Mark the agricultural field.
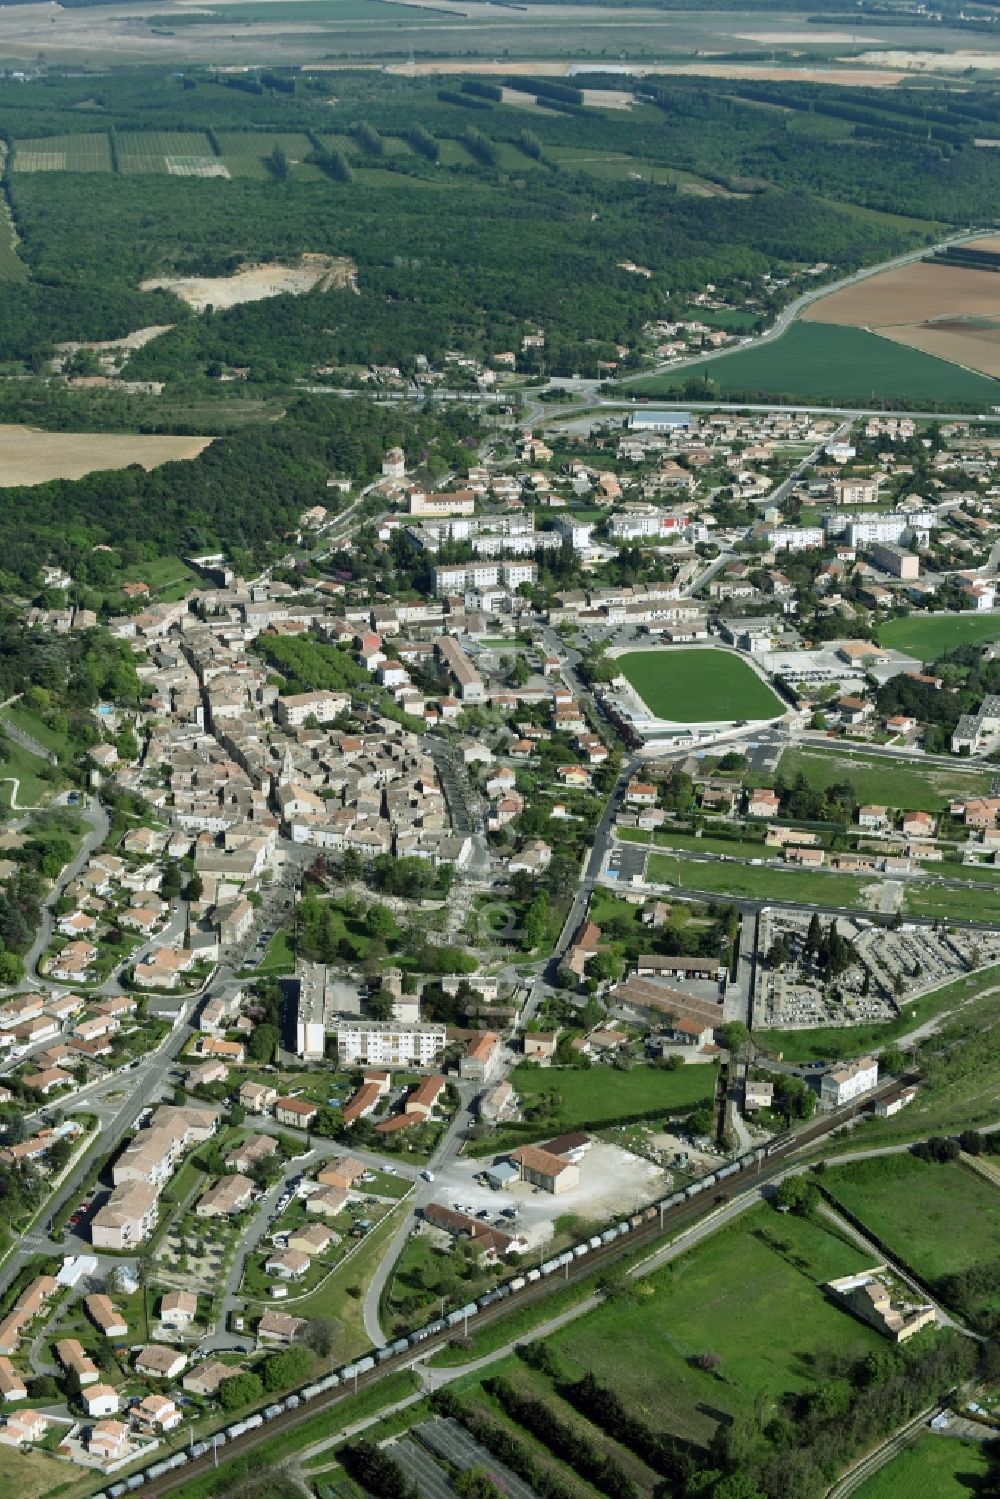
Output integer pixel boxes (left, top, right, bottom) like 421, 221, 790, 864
822, 1154, 1000, 1321
878, 611, 1000, 660
0, 425, 213, 487
616, 648, 784, 722
774, 747, 991, 811
117, 130, 220, 175
646, 850, 869, 909
801, 240, 1000, 378
854, 1433, 997, 1499
13, 132, 112, 172
631, 323, 1000, 406
216, 131, 325, 179
544, 1204, 884, 1449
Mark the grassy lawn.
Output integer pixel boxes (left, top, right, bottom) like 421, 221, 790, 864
618, 825, 770, 860
822, 1155, 1000, 1320
903, 879, 1000, 922
291, 1203, 410, 1356
544, 1204, 883, 1450
616, 648, 783, 723
0, 737, 60, 808
647, 850, 867, 909
629, 322, 1000, 405
775, 747, 990, 812
0, 1446, 72, 1499
878, 612, 1000, 662
254, 927, 295, 976
0, 705, 71, 758
467, 1062, 715, 1156
854, 1433, 996, 1498
757, 964, 1000, 1062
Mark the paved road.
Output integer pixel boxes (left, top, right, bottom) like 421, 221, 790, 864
20, 795, 110, 983
362, 1084, 480, 1349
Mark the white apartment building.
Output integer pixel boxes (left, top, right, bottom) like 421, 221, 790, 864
431, 561, 537, 597
553, 515, 595, 550
276, 690, 350, 728
608, 506, 689, 541
334, 1019, 448, 1068
766, 525, 824, 552
819, 1056, 878, 1108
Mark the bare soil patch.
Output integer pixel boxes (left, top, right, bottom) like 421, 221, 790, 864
876, 322, 1000, 379
802, 259, 1000, 327
385, 59, 907, 84
141, 252, 357, 312
0, 424, 213, 487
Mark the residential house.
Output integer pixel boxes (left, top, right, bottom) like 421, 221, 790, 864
159, 1290, 197, 1330
256, 1310, 307, 1347
0, 1410, 47, 1446
133, 1394, 182, 1433
83, 1385, 120, 1418
274, 1097, 318, 1129
135, 1345, 187, 1380
55, 1338, 99, 1385
88, 1419, 130, 1462
195, 1174, 254, 1218
84, 1295, 127, 1340
264, 1249, 310, 1280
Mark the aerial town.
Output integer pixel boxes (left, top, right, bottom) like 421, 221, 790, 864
0, 391, 998, 1499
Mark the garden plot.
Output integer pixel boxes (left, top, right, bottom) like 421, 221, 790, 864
14, 132, 112, 172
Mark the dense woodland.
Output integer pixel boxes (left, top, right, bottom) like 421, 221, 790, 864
3, 67, 994, 379
1, 65, 1000, 575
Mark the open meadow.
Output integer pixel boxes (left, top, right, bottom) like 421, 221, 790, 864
647, 850, 870, 909
878, 611, 1000, 660
616, 648, 784, 722
774, 747, 991, 811
822, 1154, 1000, 1322
0, 424, 213, 486
854, 1433, 996, 1499
544, 1205, 884, 1449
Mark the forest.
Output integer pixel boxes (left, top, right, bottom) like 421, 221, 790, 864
0, 397, 478, 589
2, 66, 992, 381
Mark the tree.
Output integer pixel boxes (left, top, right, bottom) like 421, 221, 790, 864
694, 1351, 722, 1373
220, 1371, 264, 1410
365, 903, 397, 941
719, 1021, 751, 1060
774, 1175, 819, 1216
264, 1346, 314, 1392
342, 848, 363, 881
184, 872, 204, 902
248, 1024, 279, 1064
302, 1317, 338, 1358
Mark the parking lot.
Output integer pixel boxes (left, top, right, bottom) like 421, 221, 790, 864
432, 1143, 668, 1249
605, 843, 648, 884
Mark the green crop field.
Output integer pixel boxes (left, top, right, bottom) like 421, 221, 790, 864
823, 1155, 1000, 1320
117, 131, 218, 175
629, 322, 1000, 406
854, 1433, 996, 1499
13, 133, 112, 172
616, 648, 784, 722
878, 612, 1000, 661
647, 850, 868, 908
216, 132, 324, 179
546, 1205, 883, 1449
774, 747, 991, 811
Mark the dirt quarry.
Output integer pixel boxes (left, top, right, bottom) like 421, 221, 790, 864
141, 253, 357, 313
0, 425, 213, 487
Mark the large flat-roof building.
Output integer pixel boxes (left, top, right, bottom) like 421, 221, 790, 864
628, 409, 691, 432
333, 1018, 447, 1069
295, 962, 328, 1061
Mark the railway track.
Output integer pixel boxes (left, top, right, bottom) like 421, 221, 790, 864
109, 1073, 915, 1499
